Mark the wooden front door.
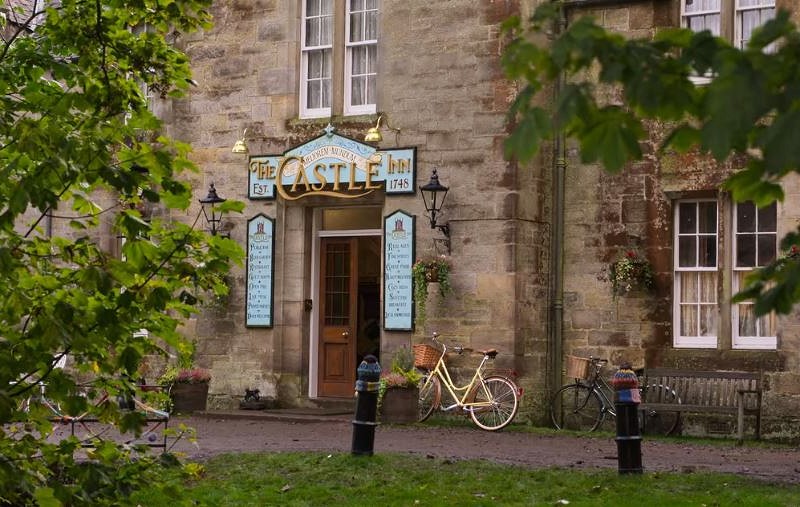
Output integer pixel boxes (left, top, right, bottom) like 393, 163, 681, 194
318, 237, 358, 397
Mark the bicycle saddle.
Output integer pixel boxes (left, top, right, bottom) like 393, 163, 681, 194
480, 349, 498, 359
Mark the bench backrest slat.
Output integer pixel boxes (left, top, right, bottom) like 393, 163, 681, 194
644, 368, 761, 409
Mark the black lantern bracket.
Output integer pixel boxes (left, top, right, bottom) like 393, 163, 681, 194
419, 168, 451, 254
199, 182, 227, 236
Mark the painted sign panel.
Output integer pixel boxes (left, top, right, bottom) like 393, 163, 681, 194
246, 214, 275, 327
248, 125, 415, 200
383, 210, 415, 331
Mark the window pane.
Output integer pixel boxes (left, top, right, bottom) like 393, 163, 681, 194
737, 235, 756, 267
351, 76, 365, 105
699, 271, 717, 303
737, 201, 755, 232
738, 303, 757, 337
321, 13, 332, 44
366, 10, 377, 39
698, 201, 717, 233
758, 203, 776, 231
679, 202, 696, 233
321, 76, 331, 107
679, 236, 696, 267
306, 18, 320, 46
352, 45, 366, 74
351, 0, 365, 10
321, 0, 332, 15
757, 234, 776, 265
350, 12, 364, 42
366, 74, 376, 104
680, 272, 698, 303
700, 305, 717, 336
684, 0, 721, 14
307, 0, 320, 16
681, 305, 698, 336
307, 80, 321, 109
308, 51, 321, 78
699, 235, 717, 267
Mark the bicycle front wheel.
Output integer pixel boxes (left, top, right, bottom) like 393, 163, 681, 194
640, 384, 681, 436
418, 373, 441, 422
550, 384, 604, 432
468, 376, 519, 431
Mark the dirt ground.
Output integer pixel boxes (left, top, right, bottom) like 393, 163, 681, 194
166, 413, 800, 485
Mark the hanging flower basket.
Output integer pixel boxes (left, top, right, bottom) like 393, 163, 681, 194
412, 255, 453, 325
609, 250, 654, 297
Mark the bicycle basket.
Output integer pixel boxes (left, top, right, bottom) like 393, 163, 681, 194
413, 344, 443, 370
565, 355, 592, 380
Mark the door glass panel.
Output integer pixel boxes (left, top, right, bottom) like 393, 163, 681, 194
324, 243, 350, 325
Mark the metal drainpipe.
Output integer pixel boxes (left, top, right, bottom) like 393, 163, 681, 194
549, 1, 568, 403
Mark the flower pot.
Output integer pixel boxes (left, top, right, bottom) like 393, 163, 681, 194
170, 382, 209, 413
425, 267, 439, 283
380, 387, 419, 423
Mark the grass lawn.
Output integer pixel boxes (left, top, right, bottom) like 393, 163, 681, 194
133, 451, 800, 506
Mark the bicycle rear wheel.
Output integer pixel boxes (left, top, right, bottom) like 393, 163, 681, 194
468, 376, 519, 431
417, 373, 441, 422
639, 384, 681, 436
550, 384, 604, 432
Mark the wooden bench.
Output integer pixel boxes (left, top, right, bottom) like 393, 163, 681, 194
640, 368, 762, 441
55, 384, 170, 451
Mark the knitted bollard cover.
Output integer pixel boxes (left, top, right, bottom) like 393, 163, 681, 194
611, 366, 640, 403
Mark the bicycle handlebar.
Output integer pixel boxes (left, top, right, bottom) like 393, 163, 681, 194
431, 332, 478, 356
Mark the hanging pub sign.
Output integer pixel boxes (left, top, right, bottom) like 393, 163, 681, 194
246, 214, 275, 327
248, 124, 415, 200
383, 210, 415, 331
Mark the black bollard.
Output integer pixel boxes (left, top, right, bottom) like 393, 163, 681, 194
611, 364, 643, 474
351, 355, 381, 456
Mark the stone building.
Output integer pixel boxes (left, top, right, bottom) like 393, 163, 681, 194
155, 0, 800, 435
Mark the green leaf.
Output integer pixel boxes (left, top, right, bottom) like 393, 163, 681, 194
504, 107, 552, 163
577, 108, 643, 172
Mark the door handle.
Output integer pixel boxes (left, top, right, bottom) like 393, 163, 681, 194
342, 331, 349, 337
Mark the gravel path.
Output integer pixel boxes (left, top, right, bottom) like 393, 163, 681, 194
168, 414, 800, 485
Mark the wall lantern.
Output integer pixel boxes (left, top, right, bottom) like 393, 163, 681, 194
363, 114, 401, 144
231, 128, 250, 154
199, 183, 226, 236
419, 168, 451, 253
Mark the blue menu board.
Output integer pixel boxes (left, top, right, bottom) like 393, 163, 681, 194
246, 214, 275, 327
383, 210, 415, 331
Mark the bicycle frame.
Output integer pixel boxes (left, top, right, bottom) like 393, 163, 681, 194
426, 341, 494, 413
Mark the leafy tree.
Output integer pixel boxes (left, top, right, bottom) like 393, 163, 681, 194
0, 1, 243, 504
502, 3, 800, 316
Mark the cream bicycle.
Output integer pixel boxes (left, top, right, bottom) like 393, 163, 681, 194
415, 332, 521, 431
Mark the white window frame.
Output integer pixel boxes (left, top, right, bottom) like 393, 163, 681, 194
673, 199, 719, 349
680, 0, 776, 49
734, 0, 776, 50
731, 201, 778, 349
300, 0, 333, 119
344, 0, 378, 116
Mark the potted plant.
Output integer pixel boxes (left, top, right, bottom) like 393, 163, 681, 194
378, 347, 422, 423
412, 255, 453, 325
608, 250, 655, 298
161, 366, 211, 413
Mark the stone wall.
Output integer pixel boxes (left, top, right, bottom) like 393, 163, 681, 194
155, 0, 551, 417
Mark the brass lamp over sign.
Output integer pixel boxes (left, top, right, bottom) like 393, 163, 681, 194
232, 128, 249, 154
363, 114, 401, 144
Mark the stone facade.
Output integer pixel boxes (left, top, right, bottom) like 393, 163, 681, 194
156, 0, 550, 420
152, 0, 800, 435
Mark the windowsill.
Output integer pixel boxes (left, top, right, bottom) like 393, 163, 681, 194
285, 114, 381, 141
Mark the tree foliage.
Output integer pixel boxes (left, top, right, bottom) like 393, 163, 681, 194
0, 1, 244, 504
502, 4, 800, 316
